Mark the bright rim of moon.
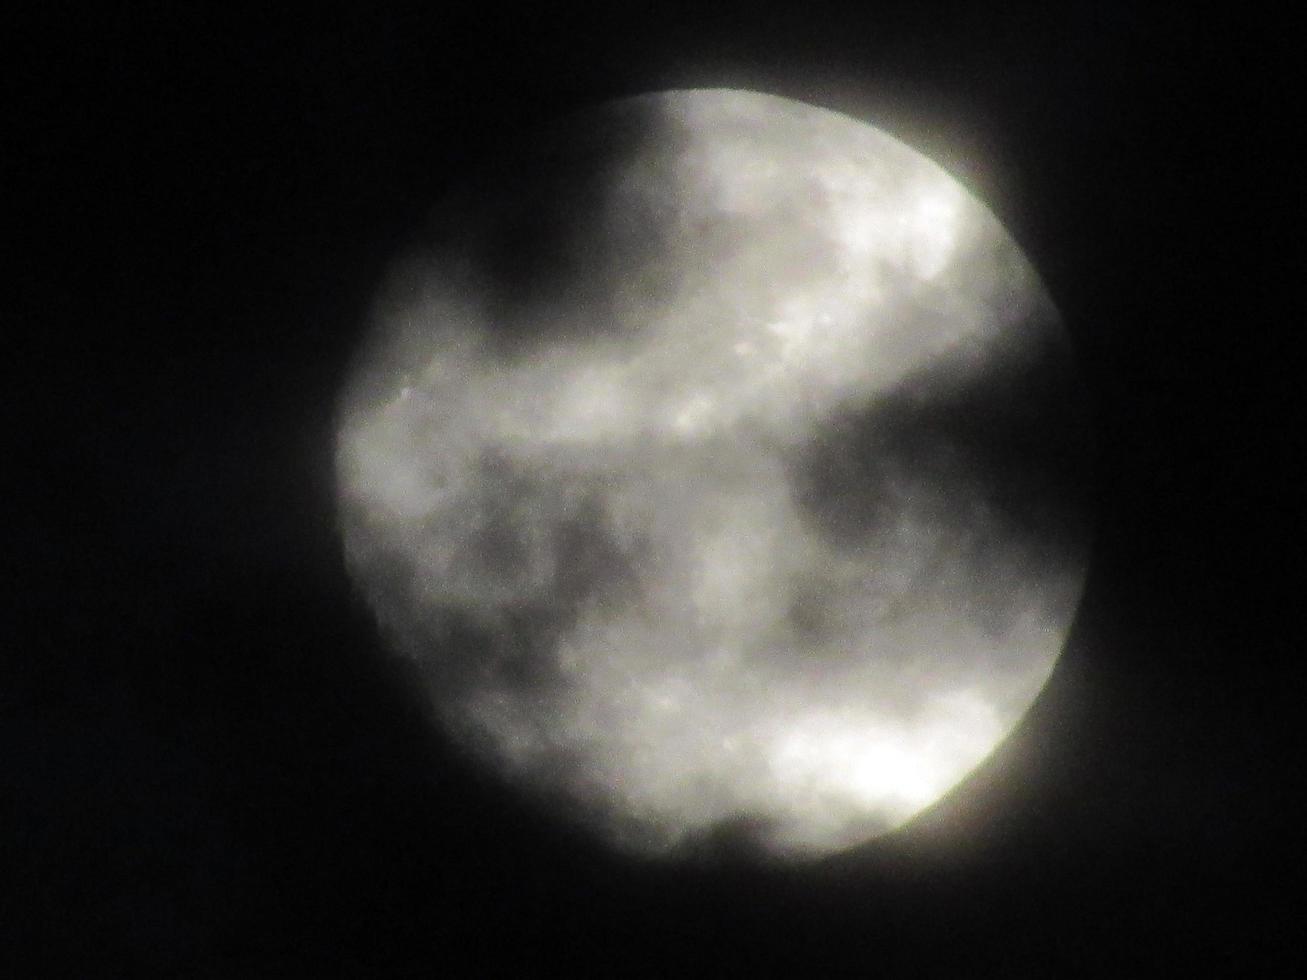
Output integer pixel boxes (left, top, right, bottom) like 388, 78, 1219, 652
336, 89, 1091, 859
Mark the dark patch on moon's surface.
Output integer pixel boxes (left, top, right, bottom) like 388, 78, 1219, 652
787, 324, 1090, 631
436, 98, 700, 360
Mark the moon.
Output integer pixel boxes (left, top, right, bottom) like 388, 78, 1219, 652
335, 89, 1092, 860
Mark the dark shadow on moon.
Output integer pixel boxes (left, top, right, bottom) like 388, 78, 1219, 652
427, 96, 697, 361
414, 93, 854, 368
785, 299, 1091, 615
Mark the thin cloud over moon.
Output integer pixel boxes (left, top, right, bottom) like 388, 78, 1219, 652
336, 89, 1092, 859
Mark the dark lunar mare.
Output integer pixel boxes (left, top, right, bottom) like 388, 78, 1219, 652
426, 96, 697, 361
785, 282, 1092, 641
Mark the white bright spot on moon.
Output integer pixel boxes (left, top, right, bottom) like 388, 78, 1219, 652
336, 89, 1091, 859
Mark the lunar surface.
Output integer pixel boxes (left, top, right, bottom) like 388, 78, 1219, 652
335, 89, 1091, 859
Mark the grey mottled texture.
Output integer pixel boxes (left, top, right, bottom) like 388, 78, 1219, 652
336, 89, 1091, 858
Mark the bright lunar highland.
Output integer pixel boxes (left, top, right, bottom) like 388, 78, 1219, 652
336, 89, 1092, 859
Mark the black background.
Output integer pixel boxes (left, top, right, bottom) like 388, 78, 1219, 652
6, 3, 1292, 975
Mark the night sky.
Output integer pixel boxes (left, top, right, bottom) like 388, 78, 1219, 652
6, 4, 1291, 975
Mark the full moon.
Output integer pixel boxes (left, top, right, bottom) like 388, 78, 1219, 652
335, 89, 1091, 859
